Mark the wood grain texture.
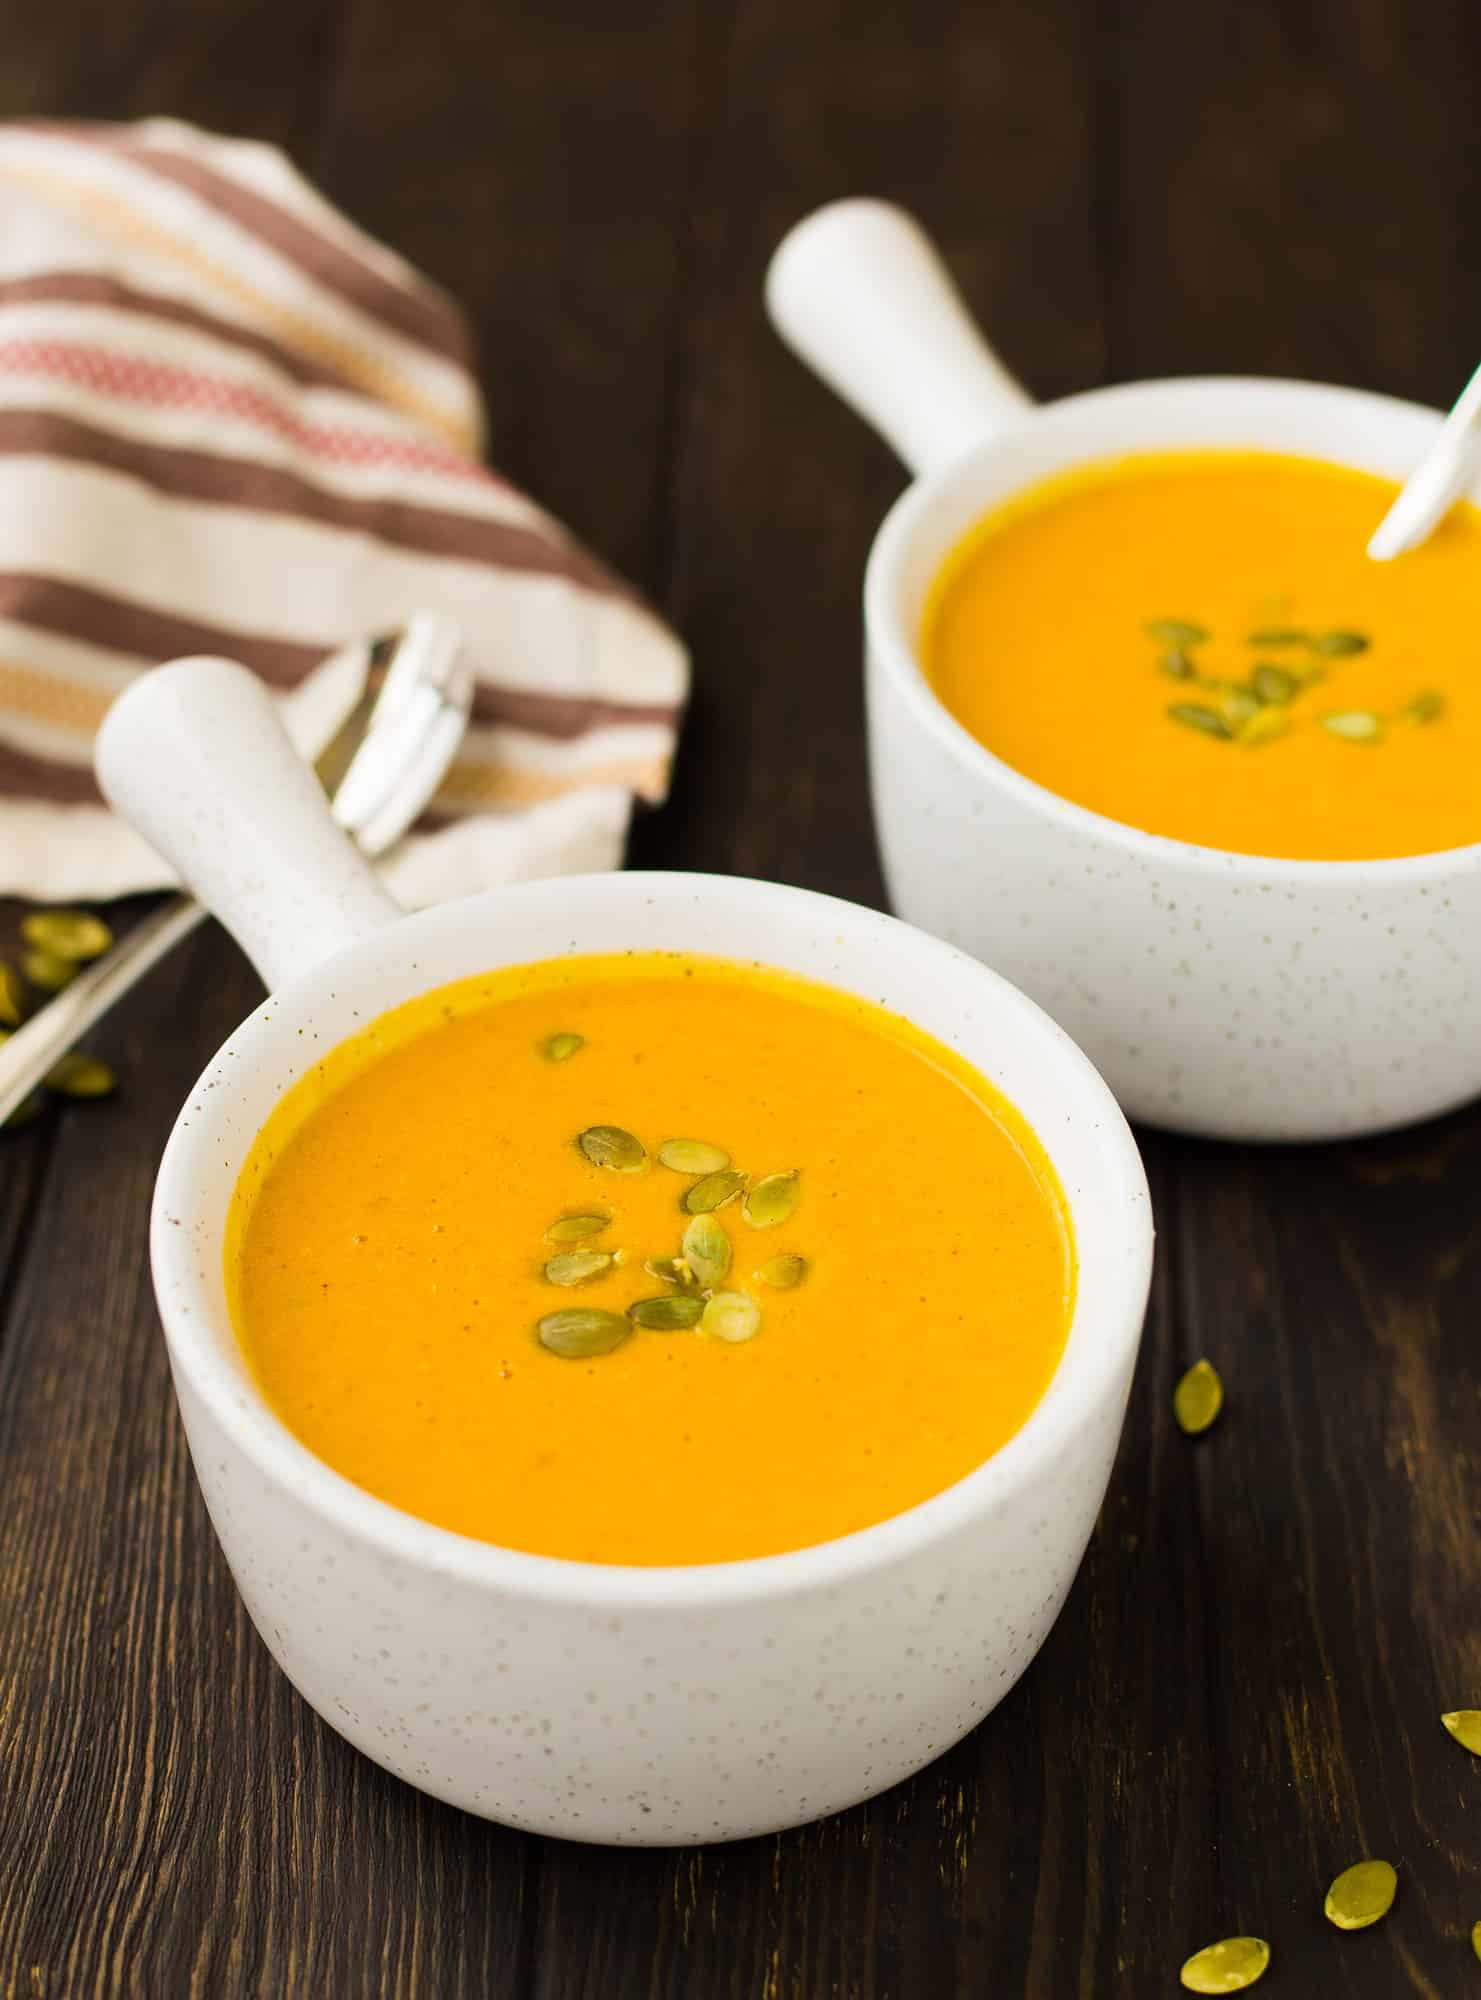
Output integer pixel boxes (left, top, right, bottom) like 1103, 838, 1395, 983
1, 1, 1479, 1995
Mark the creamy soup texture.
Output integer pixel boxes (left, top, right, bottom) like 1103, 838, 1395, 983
226, 953, 1074, 1566
923, 448, 1481, 860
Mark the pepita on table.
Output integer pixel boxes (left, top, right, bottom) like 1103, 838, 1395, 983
1178, 1935, 1270, 1992
1323, 1858, 1397, 1931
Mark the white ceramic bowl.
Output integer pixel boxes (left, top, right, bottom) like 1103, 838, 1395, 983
768, 201, 1481, 1141
96, 659, 1151, 1846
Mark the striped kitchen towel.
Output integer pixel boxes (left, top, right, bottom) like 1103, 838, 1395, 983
0, 117, 687, 905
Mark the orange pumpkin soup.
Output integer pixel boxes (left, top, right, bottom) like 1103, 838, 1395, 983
923, 448, 1481, 860
226, 953, 1073, 1565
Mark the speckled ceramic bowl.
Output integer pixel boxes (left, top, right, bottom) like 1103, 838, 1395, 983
768, 200, 1481, 1140
97, 658, 1152, 1845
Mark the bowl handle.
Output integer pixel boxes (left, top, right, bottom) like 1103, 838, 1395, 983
765, 199, 1034, 478
95, 656, 399, 993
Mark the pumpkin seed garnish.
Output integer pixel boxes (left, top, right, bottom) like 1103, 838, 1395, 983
682, 1167, 747, 1214
1246, 628, 1309, 647
543, 1249, 614, 1287
22, 948, 76, 993
743, 1170, 800, 1230
1321, 709, 1384, 744
1145, 619, 1209, 646
657, 1137, 731, 1175
0, 961, 23, 1026
44, 1052, 115, 1098
546, 1212, 611, 1243
1250, 663, 1299, 705
537, 1307, 632, 1358
1178, 1937, 1270, 1993
1310, 629, 1370, 657
644, 1254, 699, 1290
1398, 690, 1444, 725
701, 1290, 762, 1343
20, 910, 112, 961
1324, 1859, 1397, 1931
629, 1293, 705, 1330
757, 1253, 808, 1289
1160, 648, 1198, 681
577, 1124, 648, 1173
1441, 1709, 1481, 1754
541, 1031, 584, 1063
1168, 702, 1235, 742
1174, 1359, 1223, 1435
682, 1212, 731, 1288
1221, 687, 1261, 728
1237, 706, 1290, 748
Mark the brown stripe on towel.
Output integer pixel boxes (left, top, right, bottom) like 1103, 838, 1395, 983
0, 409, 629, 597
473, 686, 678, 738
0, 269, 393, 397
0, 573, 323, 685
0, 734, 99, 802
32, 124, 474, 372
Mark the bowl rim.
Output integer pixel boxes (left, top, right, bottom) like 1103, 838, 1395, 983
152, 871, 1154, 1611
864, 373, 1481, 882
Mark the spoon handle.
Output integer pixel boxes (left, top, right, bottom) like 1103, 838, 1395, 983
1368, 355, 1481, 560
0, 895, 203, 1125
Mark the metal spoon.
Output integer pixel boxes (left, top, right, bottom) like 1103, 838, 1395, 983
0, 612, 474, 1127
1368, 356, 1481, 560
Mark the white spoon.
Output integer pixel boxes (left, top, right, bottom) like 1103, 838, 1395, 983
1367, 357, 1481, 560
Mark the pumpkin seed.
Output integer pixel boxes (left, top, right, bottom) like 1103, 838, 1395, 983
44, 1052, 115, 1098
1160, 648, 1197, 680
743, 1170, 800, 1229
1145, 619, 1208, 646
757, 1253, 808, 1289
682, 1212, 731, 1288
682, 1168, 747, 1213
1220, 688, 1261, 728
701, 1290, 762, 1343
22, 948, 76, 993
1472, 1919, 1481, 1963
1321, 710, 1383, 744
1246, 628, 1309, 647
577, 1124, 648, 1173
657, 1137, 731, 1175
543, 1249, 614, 1286
0, 961, 23, 1026
1178, 1937, 1270, 1993
1441, 1709, 1481, 1754
1251, 664, 1299, 704
536, 1307, 631, 1358
1398, 690, 1444, 725
1238, 706, 1290, 748
1174, 1359, 1223, 1435
1168, 702, 1234, 741
546, 1212, 611, 1244
1310, 629, 1370, 656
541, 1031, 584, 1062
20, 910, 112, 961
629, 1293, 705, 1330
644, 1255, 699, 1290
1324, 1859, 1397, 1931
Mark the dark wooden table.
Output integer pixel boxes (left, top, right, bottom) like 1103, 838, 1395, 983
2, 3, 1479, 1994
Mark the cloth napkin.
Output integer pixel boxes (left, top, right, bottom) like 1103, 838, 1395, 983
0, 118, 688, 906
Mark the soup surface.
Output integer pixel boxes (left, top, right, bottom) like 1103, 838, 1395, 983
923, 448, 1481, 860
227, 953, 1074, 1565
